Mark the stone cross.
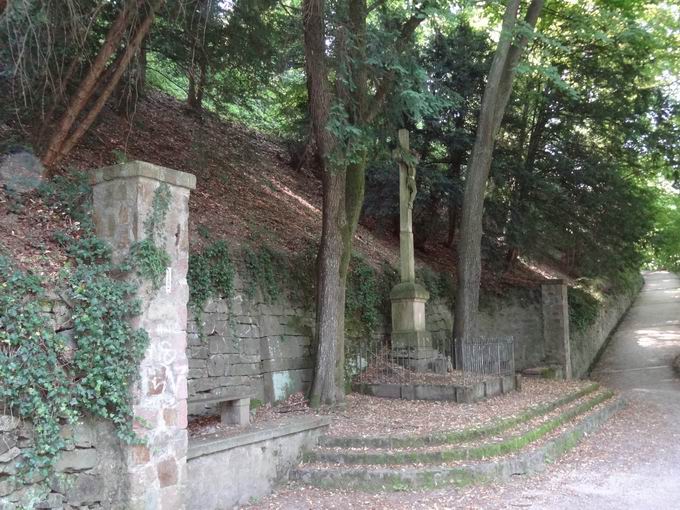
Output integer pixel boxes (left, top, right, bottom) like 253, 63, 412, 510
394, 129, 417, 283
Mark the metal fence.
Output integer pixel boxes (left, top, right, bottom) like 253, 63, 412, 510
458, 336, 515, 386
350, 336, 514, 387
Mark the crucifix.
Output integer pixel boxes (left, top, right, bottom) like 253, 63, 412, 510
393, 128, 418, 283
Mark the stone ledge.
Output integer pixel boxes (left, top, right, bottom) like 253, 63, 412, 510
187, 416, 331, 460
90, 160, 196, 190
352, 376, 514, 403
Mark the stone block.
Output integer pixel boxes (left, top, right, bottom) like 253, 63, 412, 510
471, 382, 486, 401
0, 475, 16, 497
209, 336, 238, 355
188, 368, 207, 380
0, 448, 20, 464
219, 398, 250, 426
131, 445, 150, 465
226, 363, 261, 377
455, 386, 473, 404
484, 378, 502, 397
240, 338, 261, 355
189, 358, 207, 370
207, 356, 227, 377
157, 458, 178, 488
413, 384, 456, 401
501, 375, 515, 393
35, 492, 64, 509
0, 416, 19, 433
0, 436, 17, 456
55, 448, 98, 473
59, 473, 102, 506
191, 346, 209, 359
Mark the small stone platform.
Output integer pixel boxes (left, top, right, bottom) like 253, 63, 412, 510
352, 374, 516, 403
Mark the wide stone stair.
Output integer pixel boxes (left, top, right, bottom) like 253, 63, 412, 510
292, 383, 624, 490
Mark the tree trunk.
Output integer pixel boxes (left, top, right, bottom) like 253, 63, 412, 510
187, 0, 210, 112
453, 0, 544, 366
303, 0, 427, 405
303, 0, 345, 406
41, 0, 145, 166
50, 0, 164, 166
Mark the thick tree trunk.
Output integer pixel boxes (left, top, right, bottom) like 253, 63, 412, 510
303, 0, 345, 406
312, 167, 347, 406
304, 0, 427, 404
41, 0, 145, 166
51, 0, 163, 165
453, 0, 544, 366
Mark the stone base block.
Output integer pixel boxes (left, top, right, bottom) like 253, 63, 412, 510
219, 398, 250, 426
391, 346, 443, 373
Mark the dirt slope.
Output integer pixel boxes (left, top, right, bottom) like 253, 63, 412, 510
3, 90, 554, 290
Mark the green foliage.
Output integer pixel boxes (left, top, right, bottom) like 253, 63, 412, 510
243, 246, 283, 303
415, 266, 455, 305
129, 183, 172, 289
288, 244, 318, 310
345, 258, 399, 338
0, 250, 148, 480
568, 286, 601, 332
646, 186, 680, 272
346, 258, 381, 336
187, 240, 235, 312
129, 239, 171, 289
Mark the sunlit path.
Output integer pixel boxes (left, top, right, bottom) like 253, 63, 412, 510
483, 271, 680, 509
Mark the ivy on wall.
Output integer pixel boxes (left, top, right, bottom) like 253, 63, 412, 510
0, 249, 149, 478
0, 175, 170, 482
187, 240, 235, 313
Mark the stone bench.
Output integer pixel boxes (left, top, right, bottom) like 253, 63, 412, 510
192, 392, 254, 426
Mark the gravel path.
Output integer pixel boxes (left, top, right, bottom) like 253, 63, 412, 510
249, 272, 680, 509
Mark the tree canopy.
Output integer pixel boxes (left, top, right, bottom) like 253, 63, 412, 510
1, 0, 679, 402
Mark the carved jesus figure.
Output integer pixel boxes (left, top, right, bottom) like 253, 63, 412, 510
406, 161, 417, 210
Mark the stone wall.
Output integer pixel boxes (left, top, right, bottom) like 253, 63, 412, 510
0, 416, 127, 510
426, 290, 545, 371
187, 269, 641, 405
187, 281, 546, 413
187, 272, 315, 413
570, 283, 641, 378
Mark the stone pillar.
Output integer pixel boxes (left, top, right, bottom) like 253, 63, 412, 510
390, 130, 438, 372
92, 161, 195, 509
541, 280, 572, 379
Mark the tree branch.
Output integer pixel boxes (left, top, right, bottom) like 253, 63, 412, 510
365, 2, 431, 123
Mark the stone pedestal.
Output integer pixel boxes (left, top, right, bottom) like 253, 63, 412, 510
92, 161, 195, 509
541, 280, 572, 379
390, 282, 439, 372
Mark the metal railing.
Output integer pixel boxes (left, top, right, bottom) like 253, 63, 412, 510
459, 336, 515, 386
350, 336, 514, 388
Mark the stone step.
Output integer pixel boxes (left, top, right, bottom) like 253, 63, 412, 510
292, 394, 625, 491
318, 383, 600, 449
305, 389, 613, 466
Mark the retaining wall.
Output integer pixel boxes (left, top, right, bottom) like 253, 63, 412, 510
570, 282, 642, 378
0, 415, 127, 510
